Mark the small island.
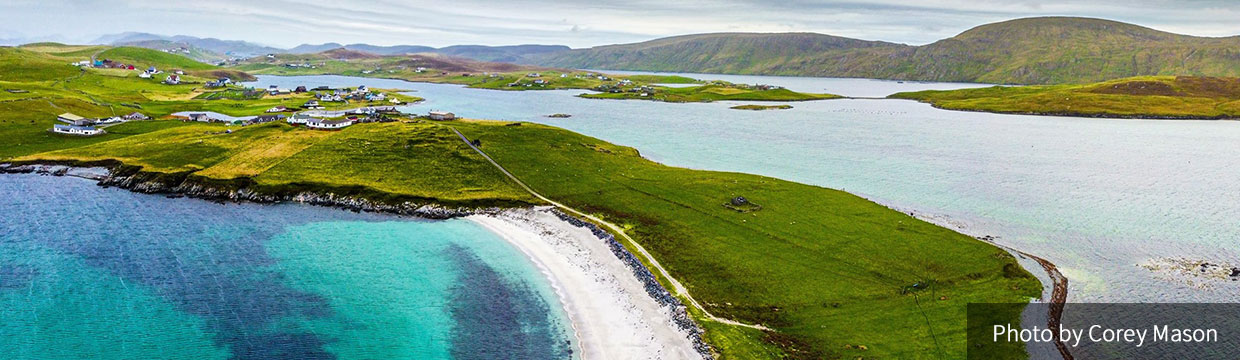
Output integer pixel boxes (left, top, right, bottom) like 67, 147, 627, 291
582, 81, 839, 103
890, 75, 1240, 119
546, 113, 572, 118
730, 104, 793, 111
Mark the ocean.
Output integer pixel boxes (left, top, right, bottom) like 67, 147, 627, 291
0, 174, 575, 359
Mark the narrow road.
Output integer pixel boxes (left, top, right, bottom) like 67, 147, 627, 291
448, 126, 772, 332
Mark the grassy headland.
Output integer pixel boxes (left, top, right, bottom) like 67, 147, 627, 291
890, 75, 1240, 119
3, 44, 1040, 359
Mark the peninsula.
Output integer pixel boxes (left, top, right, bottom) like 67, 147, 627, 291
890, 76, 1240, 119
0, 43, 1039, 359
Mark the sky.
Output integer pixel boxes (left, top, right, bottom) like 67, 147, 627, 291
2, 0, 1240, 48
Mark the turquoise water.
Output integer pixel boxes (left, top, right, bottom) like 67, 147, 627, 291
251, 74, 1240, 303
0, 175, 574, 359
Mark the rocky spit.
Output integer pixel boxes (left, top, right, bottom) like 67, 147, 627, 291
2, 163, 478, 219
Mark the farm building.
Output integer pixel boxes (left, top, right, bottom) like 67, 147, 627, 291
306, 118, 354, 130
428, 111, 456, 121
52, 124, 103, 136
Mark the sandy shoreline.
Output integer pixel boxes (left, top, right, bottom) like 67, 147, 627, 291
468, 207, 706, 360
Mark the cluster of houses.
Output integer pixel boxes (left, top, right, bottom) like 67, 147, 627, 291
570, 72, 611, 81
71, 60, 187, 85
206, 78, 233, 88
301, 85, 401, 108
703, 81, 783, 91
284, 106, 403, 130
594, 82, 657, 96
71, 59, 138, 70
51, 112, 149, 136
182, 112, 285, 126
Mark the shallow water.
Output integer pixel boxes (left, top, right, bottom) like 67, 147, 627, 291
0, 175, 574, 359
250, 74, 1240, 303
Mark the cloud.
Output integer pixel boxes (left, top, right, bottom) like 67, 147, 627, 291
0, 0, 1238, 48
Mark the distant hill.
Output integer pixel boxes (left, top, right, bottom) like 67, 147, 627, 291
335, 44, 436, 55
93, 32, 283, 58
286, 43, 568, 61
286, 43, 347, 54
526, 32, 903, 75
89, 32, 568, 66
432, 44, 570, 62
525, 17, 1240, 84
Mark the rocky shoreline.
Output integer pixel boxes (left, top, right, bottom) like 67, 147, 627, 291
1, 162, 479, 219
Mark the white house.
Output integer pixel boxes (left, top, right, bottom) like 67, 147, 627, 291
164, 74, 180, 85
53, 124, 103, 136
306, 118, 354, 130
287, 114, 312, 125
138, 72, 151, 79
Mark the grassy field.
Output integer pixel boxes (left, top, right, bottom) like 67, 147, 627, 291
0, 45, 424, 161
890, 75, 1240, 119
2, 44, 1041, 359
8, 114, 1042, 359
452, 120, 1040, 359
18, 121, 535, 206
582, 83, 840, 102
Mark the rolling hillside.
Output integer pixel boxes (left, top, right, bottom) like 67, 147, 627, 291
527, 17, 1240, 84
527, 32, 903, 75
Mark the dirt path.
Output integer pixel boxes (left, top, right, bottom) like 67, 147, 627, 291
448, 126, 772, 332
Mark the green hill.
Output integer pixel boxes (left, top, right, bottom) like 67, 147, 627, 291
528, 17, 1240, 85
95, 46, 216, 70
528, 32, 904, 76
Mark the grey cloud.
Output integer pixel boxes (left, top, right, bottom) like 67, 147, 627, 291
2, 0, 1239, 48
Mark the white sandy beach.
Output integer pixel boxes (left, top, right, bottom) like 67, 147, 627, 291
468, 207, 705, 360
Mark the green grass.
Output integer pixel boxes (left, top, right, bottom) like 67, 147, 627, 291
194, 89, 265, 100
2, 46, 1042, 359
451, 120, 1041, 359
9, 115, 1042, 359
890, 75, 1240, 119
17, 121, 535, 207
96, 47, 215, 70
